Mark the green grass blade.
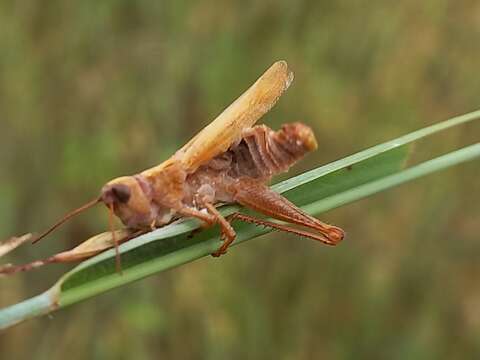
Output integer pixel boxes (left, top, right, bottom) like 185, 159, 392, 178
50, 141, 479, 315
0, 109, 479, 329
56, 143, 479, 310
0, 289, 59, 329
303, 143, 480, 214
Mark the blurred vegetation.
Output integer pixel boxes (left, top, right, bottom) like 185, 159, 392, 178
0, 1, 479, 359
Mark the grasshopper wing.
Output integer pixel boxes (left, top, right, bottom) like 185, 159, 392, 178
177, 60, 294, 173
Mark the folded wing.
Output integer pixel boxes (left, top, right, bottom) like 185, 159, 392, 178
177, 60, 294, 172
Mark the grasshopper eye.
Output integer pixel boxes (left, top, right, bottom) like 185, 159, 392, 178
102, 184, 131, 205
111, 184, 131, 203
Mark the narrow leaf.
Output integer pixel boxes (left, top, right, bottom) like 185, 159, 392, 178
0, 109, 479, 329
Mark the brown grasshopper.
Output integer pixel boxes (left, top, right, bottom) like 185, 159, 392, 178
3, 61, 344, 273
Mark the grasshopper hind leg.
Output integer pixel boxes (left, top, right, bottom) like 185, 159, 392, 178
226, 213, 338, 245
229, 178, 345, 245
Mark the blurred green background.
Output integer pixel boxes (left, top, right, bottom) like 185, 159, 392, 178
1, 1, 479, 359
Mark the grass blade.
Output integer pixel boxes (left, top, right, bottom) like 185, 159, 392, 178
0, 109, 479, 329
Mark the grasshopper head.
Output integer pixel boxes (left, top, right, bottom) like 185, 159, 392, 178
101, 176, 155, 229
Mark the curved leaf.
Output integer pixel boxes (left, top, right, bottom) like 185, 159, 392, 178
0, 109, 479, 329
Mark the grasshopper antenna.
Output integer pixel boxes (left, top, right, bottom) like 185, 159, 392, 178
32, 198, 101, 244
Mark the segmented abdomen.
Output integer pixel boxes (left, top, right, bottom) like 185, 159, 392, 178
227, 122, 318, 180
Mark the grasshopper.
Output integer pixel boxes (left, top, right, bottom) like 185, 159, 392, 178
2, 61, 344, 274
